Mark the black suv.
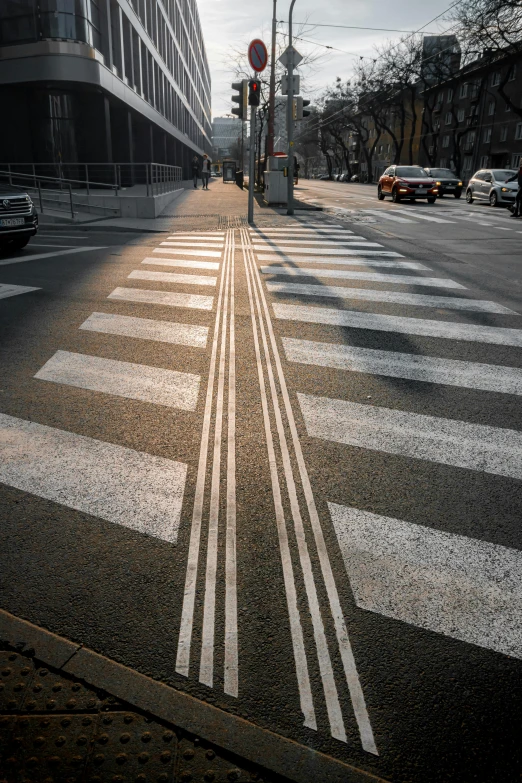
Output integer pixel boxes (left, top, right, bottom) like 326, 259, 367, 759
0, 184, 38, 250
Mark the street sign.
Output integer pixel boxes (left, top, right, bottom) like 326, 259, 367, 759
248, 39, 268, 73
281, 74, 300, 96
278, 45, 303, 69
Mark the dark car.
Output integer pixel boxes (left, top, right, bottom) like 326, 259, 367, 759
0, 184, 38, 250
423, 167, 463, 198
378, 165, 439, 203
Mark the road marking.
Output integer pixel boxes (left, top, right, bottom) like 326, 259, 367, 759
259, 256, 428, 269
393, 209, 456, 224
253, 236, 374, 245
152, 248, 222, 258
0, 283, 41, 300
0, 247, 107, 267
108, 287, 213, 310
244, 230, 377, 753
167, 235, 225, 242
250, 230, 355, 237
34, 234, 89, 239
329, 503, 522, 659
361, 210, 415, 223
495, 226, 513, 231
263, 268, 464, 288
267, 282, 514, 312
128, 270, 217, 287
440, 213, 493, 227
299, 393, 522, 479
295, 222, 342, 228
253, 243, 386, 254
0, 413, 187, 543
283, 338, 522, 394
274, 303, 522, 345
142, 257, 220, 270
25, 243, 79, 248
80, 312, 208, 348
160, 241, 225, 249
35, 350, 200, 411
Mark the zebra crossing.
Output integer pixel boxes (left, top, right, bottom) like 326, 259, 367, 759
248, 219, 522, 669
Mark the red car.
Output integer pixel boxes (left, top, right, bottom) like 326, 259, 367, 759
378, 165, 439, 203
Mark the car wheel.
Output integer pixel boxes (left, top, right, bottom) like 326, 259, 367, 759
454, 190, 462, 199
466, 190, 474, 203
427, 197, 436, 204
489, 191, 498, 207
438, 192, 444, 198
377, 186, 385, 200
391, 188, 401, 203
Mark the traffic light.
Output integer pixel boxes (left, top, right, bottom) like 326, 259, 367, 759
293, 96, 311, 121
231, 80, 248, 119
248, 79, 261, 106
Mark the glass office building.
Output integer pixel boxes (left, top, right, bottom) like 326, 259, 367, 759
0, 0, 212, 175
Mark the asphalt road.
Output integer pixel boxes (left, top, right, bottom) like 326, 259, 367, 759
1, 202, 521, 783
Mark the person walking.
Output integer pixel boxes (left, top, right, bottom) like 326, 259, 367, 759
192, 156, 200, 189
507, 161, 522, 217
201, 154, 211, 190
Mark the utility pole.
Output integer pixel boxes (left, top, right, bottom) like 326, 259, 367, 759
286, 0, 297, 215
267, 0, 277, 157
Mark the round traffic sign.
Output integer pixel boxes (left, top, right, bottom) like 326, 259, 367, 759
248, 39, 268, 73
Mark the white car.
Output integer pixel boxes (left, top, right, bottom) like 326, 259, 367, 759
465, 169, 518, 206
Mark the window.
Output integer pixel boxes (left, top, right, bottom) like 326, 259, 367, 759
446, 88, 453, 103
491, 72, 501, 86
516, 123, 522, 140
442, 135, 450, 148
457, 108, 465, 122
480, 156, 489, 167
488, 101, 495, 115
505, 102, 511, 112
483, 128, 492, 143
500, 126, 508, 142
459, 82, 468, 98
512, 153, 522, 168
445, 111, 452, 125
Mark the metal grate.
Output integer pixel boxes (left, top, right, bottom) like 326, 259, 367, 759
218, 215, 248, 228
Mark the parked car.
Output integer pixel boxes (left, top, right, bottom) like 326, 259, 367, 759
377, 165, 438, 203
465, 169, 518, 206
319, 174, 331, 180
350, 174, 360, 182
423, 167, 463, 198
0, 184, 38, 251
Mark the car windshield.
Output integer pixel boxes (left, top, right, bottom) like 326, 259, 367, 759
492, 169, 516, 181
396, 167, 428, 177
428, 169, 457, 177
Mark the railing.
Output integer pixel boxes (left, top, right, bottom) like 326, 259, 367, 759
0, 162, 183, 197
0, 171, 120, 218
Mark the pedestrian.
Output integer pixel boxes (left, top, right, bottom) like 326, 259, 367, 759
507, 160, 522, 217
201, 154, 211, 190
192, 156, 200, 189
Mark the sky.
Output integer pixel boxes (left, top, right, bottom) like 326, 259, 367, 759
196, 0, 457, 118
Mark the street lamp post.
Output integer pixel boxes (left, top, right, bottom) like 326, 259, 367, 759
286, 0, 297, 215
267, 0, 277, 157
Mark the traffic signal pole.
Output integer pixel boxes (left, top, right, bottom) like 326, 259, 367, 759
248, 100, 256, 224
267, 0, 277, 157
286, 0, 297, 216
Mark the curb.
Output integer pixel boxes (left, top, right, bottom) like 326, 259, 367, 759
0, 609, 389, 783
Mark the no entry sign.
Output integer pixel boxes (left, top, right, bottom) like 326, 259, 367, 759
248, 39, 268, 73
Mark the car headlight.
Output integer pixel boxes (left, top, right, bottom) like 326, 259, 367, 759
501, 187, 509, 192
399, 188, 408, 192
436, 181, 442, 186
458, 181, 463, 186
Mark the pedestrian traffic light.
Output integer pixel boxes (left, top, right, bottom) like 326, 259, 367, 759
248, 79, 261, 106
293, 96, 311, 121
231, 80, 248, 120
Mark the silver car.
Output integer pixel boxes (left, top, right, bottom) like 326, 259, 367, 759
466, 168, 518, 206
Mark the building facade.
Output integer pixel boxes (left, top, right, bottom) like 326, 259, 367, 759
212, 117, 242, 161
0, 0, 212, 176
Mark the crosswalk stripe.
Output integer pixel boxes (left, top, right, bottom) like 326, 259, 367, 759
253, 243, 385, 253
152, 248, 222, 258
250, 231, 355, 237
35, 350, 200, 410
328, 503, 522, 659
141, 257, 220, 270
0, 412, 187, 543
0, 283, 41, 299
283, 338, 522, 394
267, 283, 513, 312
260, 256, 427, 269
298, 393, 522, 479
295, 222, 342, 228
362, 210, 415, 224
128, 270, 217, 287
108, 287, 214, 310
253, 235, 370, 243
395, 208, 455, 224
80, 312, 208, 348
254, 238, 380, 247
263, 268, 464, 288
274, 303, 522, 345
160, 242, 224, 249
167, 236, 225, 242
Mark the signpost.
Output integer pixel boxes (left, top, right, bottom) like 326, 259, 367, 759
248, 39, 268, 73
247, 40, 268, 224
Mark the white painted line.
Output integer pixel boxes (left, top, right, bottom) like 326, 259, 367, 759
259, 256, 427, 270
267, 282, 514, 313
362, 210, 415, 224
168, 231, 225, 236
251, 231, 355, 238
0, 283, 41, 300
495, 226, 513, 231
299, 393, 522, 479
35, 350, 200, 411
0, 413, 186, 544
245, 231, 377, 754
142, 257, 219, 270
263, 268, 464, 289
283, 338, 522, 394
329, 503, 522, 659
274, 303, 522, 345
80, 312, 208, 348
253, 236, 368, 244
0, 246, 107, 267
253, 243, 385, 253
128, 270, 217, 287
160, 241, 225, 249
167, 235, 225, 242
152, 248, 222, 258
394, 209, 456, 224
35, 234, 88, 239
108, 287, 213, 310
25, 243, 79, 248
